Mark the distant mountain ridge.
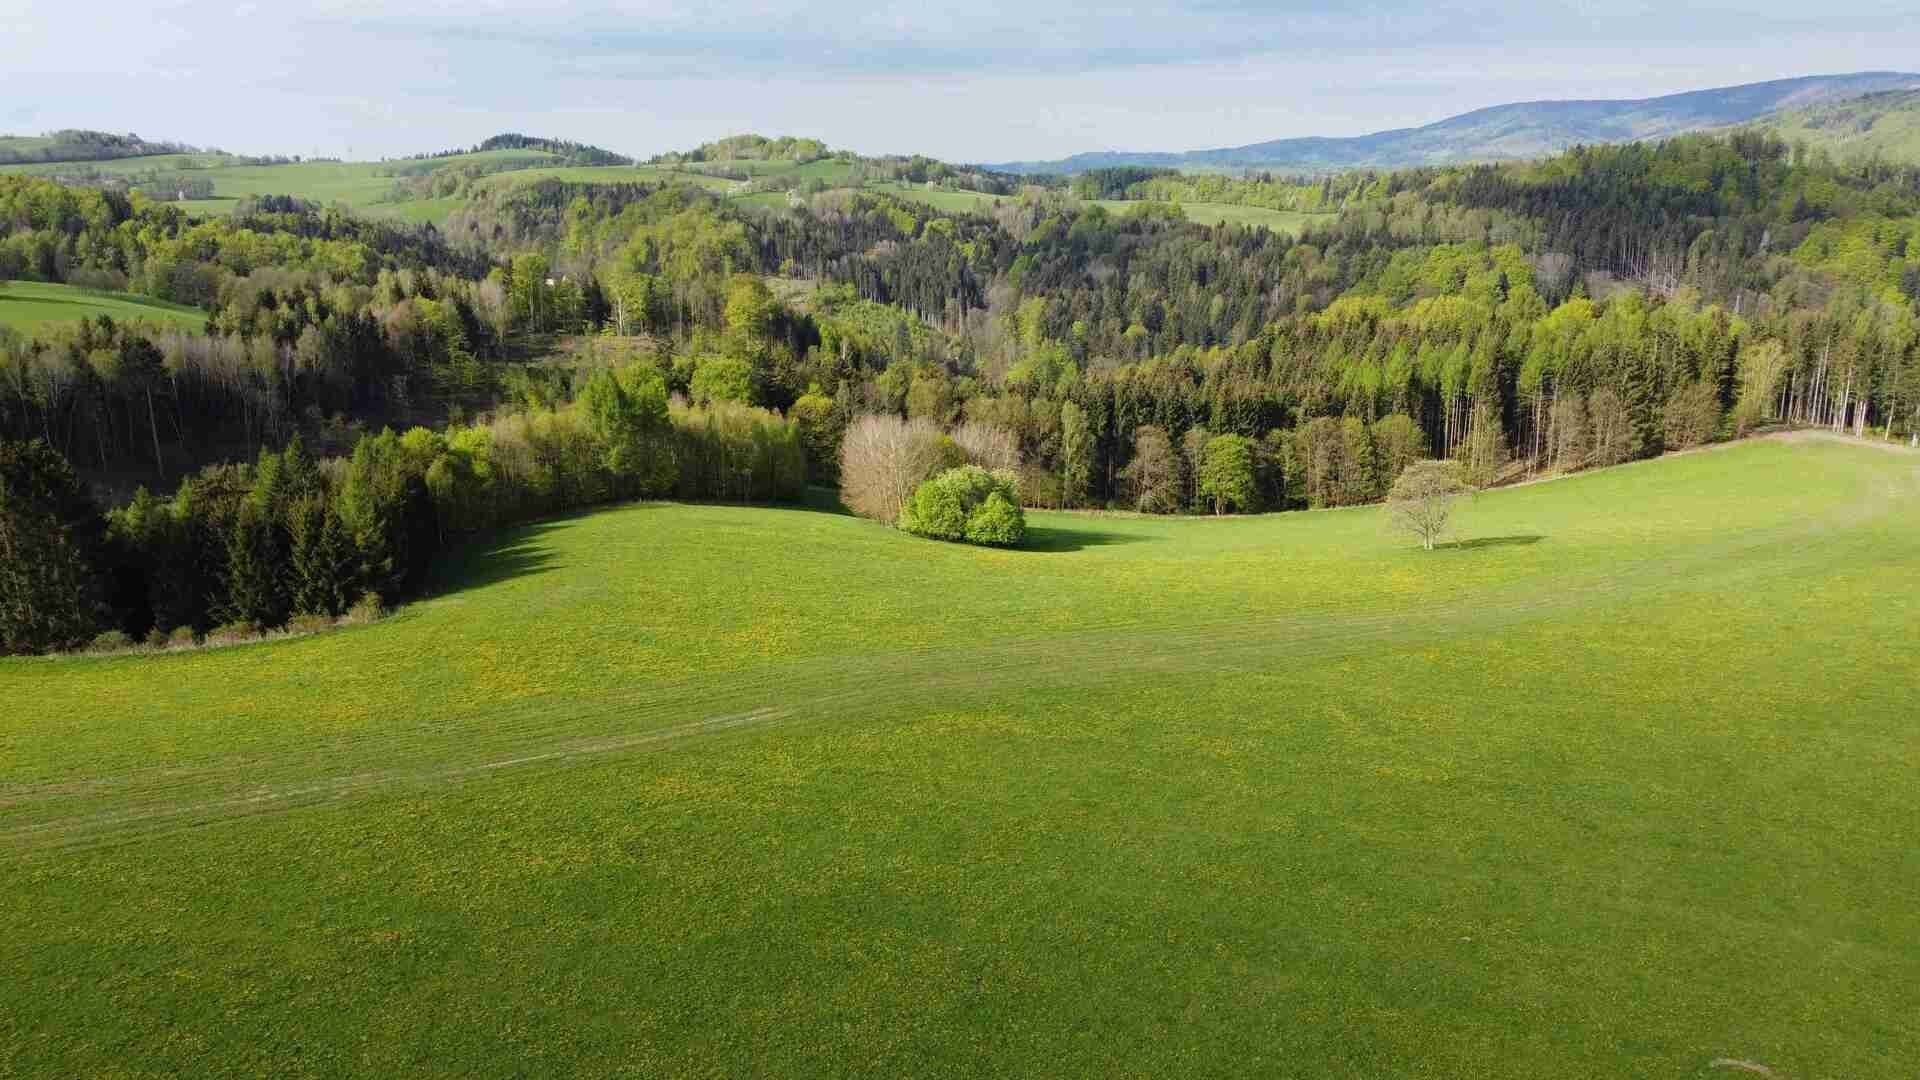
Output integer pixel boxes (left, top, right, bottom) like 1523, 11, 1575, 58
989, 72, 1920, 175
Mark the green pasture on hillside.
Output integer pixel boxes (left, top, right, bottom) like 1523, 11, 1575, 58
6, 150, 1341, 233
0, 280, 207, 336
1173, 202, 1334, 233
0, 151, 235, 177
3, 436, 1917, 1077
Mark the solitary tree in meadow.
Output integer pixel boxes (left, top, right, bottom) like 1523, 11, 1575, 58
1197, 434, 1256, 515
1386, 459, 1472, 550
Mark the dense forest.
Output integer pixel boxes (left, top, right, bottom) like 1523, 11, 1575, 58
4, 130, 1919, 652
405, 134, 633, 166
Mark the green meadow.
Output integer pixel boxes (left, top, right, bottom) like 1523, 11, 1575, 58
1171, 202, 1333, 232
1, 146, 1331, 232
0, 148, 570, 223
3, 435, 1917, 1076
0, 280, 207, 336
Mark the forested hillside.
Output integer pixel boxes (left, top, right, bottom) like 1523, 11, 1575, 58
409, 134, 633, 167
992, 72, 1920, 174
4, 129, 1919, 653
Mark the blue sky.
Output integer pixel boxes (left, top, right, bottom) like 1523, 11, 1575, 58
3, 1, 1916, 162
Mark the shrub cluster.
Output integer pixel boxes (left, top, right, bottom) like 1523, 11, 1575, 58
898, 466, 1026, 547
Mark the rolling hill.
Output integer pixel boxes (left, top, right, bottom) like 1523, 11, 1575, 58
0, 281, 208, 336
992, 71, 1920, 174
1747, 87, 1920, 164
4, 436, 1918, 1076
0, 129, 201, 166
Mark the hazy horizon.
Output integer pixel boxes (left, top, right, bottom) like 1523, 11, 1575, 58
5, 1, 1919, 162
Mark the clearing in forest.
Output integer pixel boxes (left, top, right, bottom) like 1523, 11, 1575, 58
0, 280, 208, 336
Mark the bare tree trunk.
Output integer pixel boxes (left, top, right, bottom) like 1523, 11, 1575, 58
146, 386, 164, 479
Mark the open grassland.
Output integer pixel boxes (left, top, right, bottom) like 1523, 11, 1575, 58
6, 151, 1336, 233
1746, 89, 1920, 166
3, 437, 1918, 1077
0, 280, 207, 335
871, 180, 1010, 214
0, 151, 236, 177
168, 151, 565, 220
1170, 202, 1334, 233
2, 149, 567, 223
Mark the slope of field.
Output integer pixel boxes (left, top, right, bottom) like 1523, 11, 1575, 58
0, 148, 570, 222
0, 151, 234, 178
0, 131, 198, 166
0, 280, 207, 336
3, 437, 1917, 1077
1748, 88, 1920, 164
5, 149, 1323, 233
1160, 202, 1331, 232
168, 149, 566, 219
992, 71, 1920, 173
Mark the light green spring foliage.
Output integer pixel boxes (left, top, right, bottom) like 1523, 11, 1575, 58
581, 367, 677, 494
689, 354, 755, 405
1197, 433, 1257, 514
897, 464, 1027, 546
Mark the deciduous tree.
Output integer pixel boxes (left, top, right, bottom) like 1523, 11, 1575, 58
1197, 434, 1255, 515
1386, 459, 1472, 551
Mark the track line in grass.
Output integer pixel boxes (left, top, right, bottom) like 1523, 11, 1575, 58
4, 442, 1910, 852
5, 499, 1897, 853
0, 707, 795, 851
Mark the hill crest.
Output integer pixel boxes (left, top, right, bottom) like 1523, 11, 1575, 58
990, 71, 1920, 174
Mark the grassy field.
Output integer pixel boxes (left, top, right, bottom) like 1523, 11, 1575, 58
1747, 89, 1920, 166
6, 150, 1338, 233
3, 437, 1918, 1077
0, 280, 207, 336
1171, 202, 1334, 233
1, 149, 571, 224
872, 181, 1010, 214
0, 151, 237, 177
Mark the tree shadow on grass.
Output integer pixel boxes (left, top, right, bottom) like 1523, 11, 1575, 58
795, 486, 856, 517
1021, 522, 1154, 553
427, 520, 570, 596
1442, 534, 1546, 551
5, 296, 97, 310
